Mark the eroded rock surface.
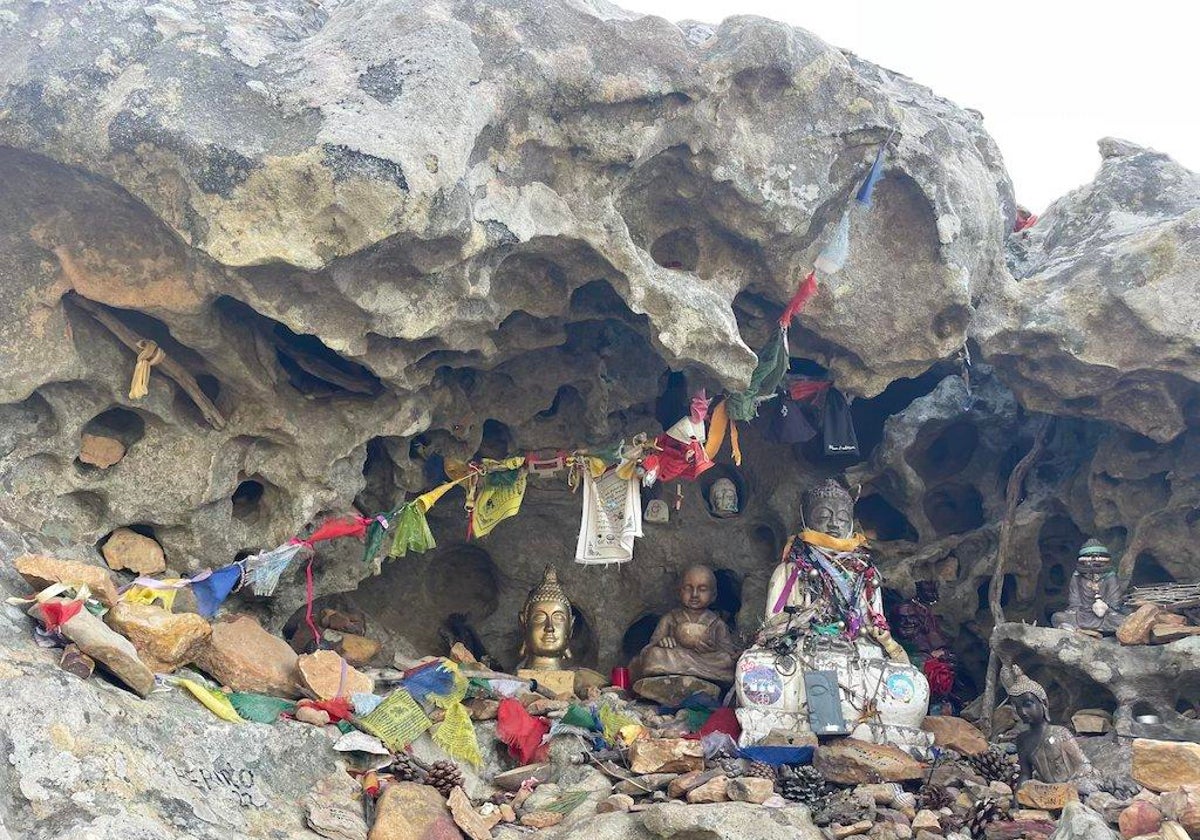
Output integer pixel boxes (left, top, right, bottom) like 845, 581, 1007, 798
977, 139, 1200, 442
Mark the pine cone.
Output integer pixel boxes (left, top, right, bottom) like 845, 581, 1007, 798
1097, 774, 1141, 800
965, 796, 1008, 839
745, 761, 778, 782
776, 765, 829, 804
968, 745, 1020, 788
810, 789, 871, 827
391, 752, 427, 783
715, 757, 746, 778
917, 782, 953, 812
425, 759, 464, 797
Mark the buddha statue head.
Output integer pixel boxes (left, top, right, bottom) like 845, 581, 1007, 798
679, 564, 718, 612
802, 479, 855, 539
1001, 663, 1050, 723
519, 565, 574, 670
708, 477, 739, 518
1076, 539, 1113, 578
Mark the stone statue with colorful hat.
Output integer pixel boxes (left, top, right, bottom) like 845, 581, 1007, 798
1050, 539, 1128, 634
734, 478, 931, 755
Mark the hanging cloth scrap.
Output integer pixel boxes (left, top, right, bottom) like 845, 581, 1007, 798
575, 467, 642, 565
128, 339, 166, 399
356, 689, 432, 752
496, 697, 550, 765
724, 330, 789, 422
175, 677, 245, 723
433, 700, 482, 767
468, 457, 528, 539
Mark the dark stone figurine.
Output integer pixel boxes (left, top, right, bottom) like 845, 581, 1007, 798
1001, 663, 1096, 792
1050, 539, 1128, 634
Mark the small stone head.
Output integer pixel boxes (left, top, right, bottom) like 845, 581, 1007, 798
1001, 663, 1050, 723
893, 602, 924, 641
802, 479, 855, 539
708, 477, 739, 517
519, 566, 574, 664
679, 564, 718, 611
1076, 539, 1113, 577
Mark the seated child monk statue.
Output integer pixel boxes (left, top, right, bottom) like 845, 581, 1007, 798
629, 564, 738, 691
1001, 663, 1097, 793
1050, 539, 1129, 635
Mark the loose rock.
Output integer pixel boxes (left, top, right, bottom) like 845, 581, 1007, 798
519, 811, 563, 829
921, 717, 988, 756
14, 554, 120, 605
100, 527, 166, 574
447, 787, 493, 840
78, 433, 126, 468
104, 601, 211, 673
297, 650, 375, 700
370, 782, 463, 840
193, 613, 301, 698
814, 738, 926, 784
1048, 801, 1120, 840
1070, 709, 1113, 735
1017, 781, 1079, 810
1132, 738, 1200, 792
1149, 625, 1200, 644
1118, 799, 1163, 838
596, 793, 634, 813
335, 633, 382, 666
911, 810, 941, 831
51, 600, 155, 696
685, 776, 729, 804
629, 738, 705, 774
641, 801, 823, 839
1158, 785, 1200, 834
1117, 605, 1165, 646
727, 777, 774, 804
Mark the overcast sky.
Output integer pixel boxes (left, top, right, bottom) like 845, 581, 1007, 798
621, 0, 1198, 211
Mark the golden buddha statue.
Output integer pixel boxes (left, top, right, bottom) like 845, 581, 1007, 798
518, 565, 574, 671
629, 564, 738, 686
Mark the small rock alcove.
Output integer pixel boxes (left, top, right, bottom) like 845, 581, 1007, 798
77, 406, 145, 470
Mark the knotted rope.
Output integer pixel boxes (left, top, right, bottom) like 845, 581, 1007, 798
128, 340, 166, 399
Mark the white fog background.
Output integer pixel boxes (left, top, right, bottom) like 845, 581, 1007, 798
622, 0, 1198, 211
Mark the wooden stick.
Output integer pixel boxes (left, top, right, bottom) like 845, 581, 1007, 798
66, 293, 227, 430
980, 415, 1052, 735
267, 329, 376, 395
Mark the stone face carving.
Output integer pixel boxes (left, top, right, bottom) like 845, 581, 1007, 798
1001, 664, 1095, 790
708, 477, 739, 518
1050, 540, 1129, 634
644, 499, 670, 524
518, 566, 573, 671
734, 479, 930, 752
629, 564, 737, 685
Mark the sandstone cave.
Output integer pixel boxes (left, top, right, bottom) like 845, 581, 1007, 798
0, 3, 1197, 840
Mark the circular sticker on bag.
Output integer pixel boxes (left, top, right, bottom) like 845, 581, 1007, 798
885, 672, 916, 703
741, 665, 784, 706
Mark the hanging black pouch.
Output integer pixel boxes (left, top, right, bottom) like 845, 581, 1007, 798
822, 388, 859, 457
768, 396, 818, 444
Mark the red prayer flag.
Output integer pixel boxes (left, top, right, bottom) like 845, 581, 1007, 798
779, 271, 818, 327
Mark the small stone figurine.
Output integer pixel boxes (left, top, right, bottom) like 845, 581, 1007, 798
1001, 663, 1096, 791
629, 564, 738, 686
1050, 539, 1129, 634
708, 477, 739, 518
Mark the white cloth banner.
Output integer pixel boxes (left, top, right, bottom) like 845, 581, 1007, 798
575, 468, 642, 564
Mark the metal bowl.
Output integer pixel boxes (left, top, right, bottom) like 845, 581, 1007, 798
1135, 714, 1161, 725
